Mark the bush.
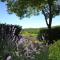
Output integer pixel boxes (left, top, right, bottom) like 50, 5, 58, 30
37, 26, 60, 41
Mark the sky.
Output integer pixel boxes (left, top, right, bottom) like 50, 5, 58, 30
0, 2, 60, 28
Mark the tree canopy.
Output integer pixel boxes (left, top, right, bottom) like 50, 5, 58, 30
1, 0, 47, 18
0, 0, 58, 18
1, 0, 60, 27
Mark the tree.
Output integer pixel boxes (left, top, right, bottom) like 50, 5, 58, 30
1, 0, 60, 44
42, 0, 60, 44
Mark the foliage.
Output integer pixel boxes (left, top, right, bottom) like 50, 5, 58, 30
0, 0, 47, 18
1, 23, 60, 60
21, 28, 39, 37
0, 24, 48, 60
35, 45, 48, 60
1, 0, 60, 19
22, 28, 39, 34
0, 24, 22, 60
49, 40, 60, 60
37, 25, 60, 42
42, 0, 60, 28
1, 0, 60, 44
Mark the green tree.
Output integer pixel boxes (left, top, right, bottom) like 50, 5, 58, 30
1, 0, 60, 44
41, 0, 60, 44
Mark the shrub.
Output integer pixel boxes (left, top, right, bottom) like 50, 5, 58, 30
38, 26, 60, 42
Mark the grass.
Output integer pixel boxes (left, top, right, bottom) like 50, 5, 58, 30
49, 40, 60, 60
21, 29, 60, 60
21, 31, 38, 38
35, 40, 60, 60
35, 45, 48, 60
21, 28, 39, 37
1, 40, 60, 60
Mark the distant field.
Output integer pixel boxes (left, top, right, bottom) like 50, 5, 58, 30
21, 28, 40, 37
21, 25, 60, 37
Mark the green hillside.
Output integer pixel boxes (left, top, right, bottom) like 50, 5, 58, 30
21, 28, 40, 37
21, 25, 60, 37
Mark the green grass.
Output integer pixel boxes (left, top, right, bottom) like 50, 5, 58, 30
21, 28, 39, 37
35, 46, 48, 60
49, 40, 60, 60
21, 31, 38, 37
35, 40, 60, 60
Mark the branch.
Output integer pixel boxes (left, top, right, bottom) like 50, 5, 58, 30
45, 18, 49, 26
42, 10, 49, 26
48, 0, 52, 28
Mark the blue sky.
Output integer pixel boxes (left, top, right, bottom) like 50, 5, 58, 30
0, 2, 60, 28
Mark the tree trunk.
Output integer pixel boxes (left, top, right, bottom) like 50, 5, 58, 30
47, 0, 53, 44
48, 24, 53, 44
